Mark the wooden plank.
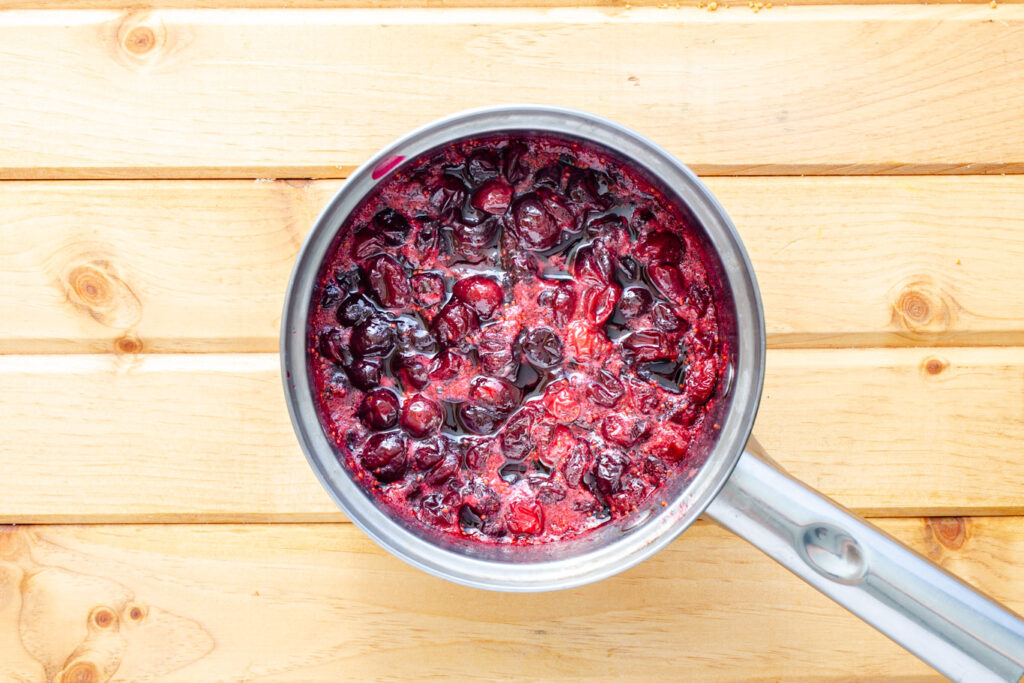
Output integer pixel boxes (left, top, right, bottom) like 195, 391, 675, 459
1, 518, 1021, 681
1, 0, 1017, 7
3, 175, 1024, 354
0, 347, 1022, 522
2, 7, 1024, 179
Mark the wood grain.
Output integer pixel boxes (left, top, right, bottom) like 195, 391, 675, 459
1, 0, 1019, 7
2, 7, 1024, 179
4, 175, 1024, 354
1, 518, 1021, 681
0, 347, 1022, 522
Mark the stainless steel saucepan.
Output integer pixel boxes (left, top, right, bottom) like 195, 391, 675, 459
281, 106, 1024, 681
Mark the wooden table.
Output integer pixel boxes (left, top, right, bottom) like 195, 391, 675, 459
2, 1, 1023, 679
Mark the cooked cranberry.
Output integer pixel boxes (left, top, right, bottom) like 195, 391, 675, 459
649, 264, 687, 302
670, 403, 700, 427
336, 294, 374, 326
452, 275, 504, 319
538, 424, 576, 468
414, 440, 444, 470
586, 369, 624, 407
520, 327, 564, 369
466, 148, 500, 184
542, 379, 580, 423
469, 376, 521, 414
459, 504, 484, 531
334, 268, 361, 292
538, 189, 575, 232
453, 216, 500, 252
432, 300, 479, 346
344, 357, 383, 391
564, 320, 612, 362
429, 348, 470, 381
366, 255, 411, 308
350, 316, 396, 357
371, 208, 411, 247
502, 248, 539, 282
425, 450, 460, 485
419, 490, 457, 526
572, 242, 614, 285
412, 222, 439, 262
430, 176, 468, 220
478, 331, 516, 376
627, 378, 660, 414
685, 358, 718, 404
317, 328, 350, 365
610, 473, 648, 513
512, 194, 560, 250
601, 415, 650, 448
359, 388, 400, 430
502, 142, 528, 184
395, 353, 431, 390
644, 455, 668, 484
471, 178, 513, 215
394, 317, 435, 352
691, 328, 718, 355
533, 163, 564, 191
638, 231, 684, 264
535, 479, 567, 504
410, 273, 446, 307
621, 329, 674, 362
618, 287, 652, 319
500, 410, 535, 460
686, 283, 711, 316
562, 441, 593, 488
566, 168, 608, 210
320, 280, 343, 308
360, 432, 407, 482
651, 301, 687, 333
582, 284, 620, 326
592, 450, 629, 495
537, 282, 577, 327
506, 499, 544, 535
351, 227, 385, 260
463, 437, 494, 471
401, 394, 443, 438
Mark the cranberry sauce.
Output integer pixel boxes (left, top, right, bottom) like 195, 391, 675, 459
308, 135, 727, 545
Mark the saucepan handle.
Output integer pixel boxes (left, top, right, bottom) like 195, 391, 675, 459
705, 446, 1024, 682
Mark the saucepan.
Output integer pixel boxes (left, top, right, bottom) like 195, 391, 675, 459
280, 106, 1024, 681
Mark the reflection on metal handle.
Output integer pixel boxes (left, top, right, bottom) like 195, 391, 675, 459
705, 449, 1024, 682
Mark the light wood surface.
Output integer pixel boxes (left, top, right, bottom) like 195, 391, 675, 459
1, 518, 1021, 682
2, 7, 1024, 179
3, 2, 1024, 679
4, 176, 1024, 354
0, 347, 1021, 522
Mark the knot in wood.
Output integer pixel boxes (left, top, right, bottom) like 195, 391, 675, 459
927, 517, 967, 551
60, 661, 99, 683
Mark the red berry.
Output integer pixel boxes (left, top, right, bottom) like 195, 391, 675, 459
648, 264, 687, 302
582, 284, 620, 326
360, 432, 407, 482
512, 194, 561, 250
470, 178, 514, 215
452, 275, 504, 319
359, 388, 400, 430
506, 499, 544, 535
366, 255, 411, 308
637, 231, 684, 264
621, 329, 675, 362
401, 394, 444, 438
537, 281, 577, 327
410, 273, 446, 307
432, 300, 479, 346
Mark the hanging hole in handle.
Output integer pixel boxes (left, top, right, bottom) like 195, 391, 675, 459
801, 523, 867, 585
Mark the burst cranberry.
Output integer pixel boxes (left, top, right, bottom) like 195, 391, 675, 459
587, 369, 624, 407
471, 178, 513, 215
572, 242, 614, 285
562, 441, 593, 488
582, 284, 620, 325
453, 216, 500, 252
469, 376, 521, 414
401, 394, 444, 438
520, 327, 564, 369
502, 142, 528, 184
622, 329, 674, 362
429, 348, 470, 381
430, 176, 467, 220
359, 388, 400, 430
371, 209, 411, 247
466, 148, 500, 183
686, 358, 718, 404
618, 287, 652, 319
686, 283, 711, 316
651, 301, 687, 332
420, 490, 458, 526
351, 227, 385, 260
317, 328, 350, 365
410, 273, 446, 307
452, 275, 504, 319
638, 231, 684, 264
463, 437, 494, 471
432, 300, 479, 346
533, 163, 564, 191
414, 440, 444, 470
564, 320, 612, 361
649, 264, 687, 302
592, 451, 629, 496
502, 248, 539, 282
506, 499, 544, 535
395, 353, 431, 390
336, 294, 374, 326
512, 194, 560, 250
537, 282, 577, 326
366, 255, 411, 308
566, 168, 608, 210
425, 450, 460, 485
542, 379, 580, 423
350, 316, 396, 357
539, 425, 576, 468
601, 414, 650, 448
478, 330, 516, 376
500, 409, 535, 460
344, 357, 382, 390
538, 189, 574, 232
360, 432, 407, 482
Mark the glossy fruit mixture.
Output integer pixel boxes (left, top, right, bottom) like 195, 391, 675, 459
309, 135, 727, 545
